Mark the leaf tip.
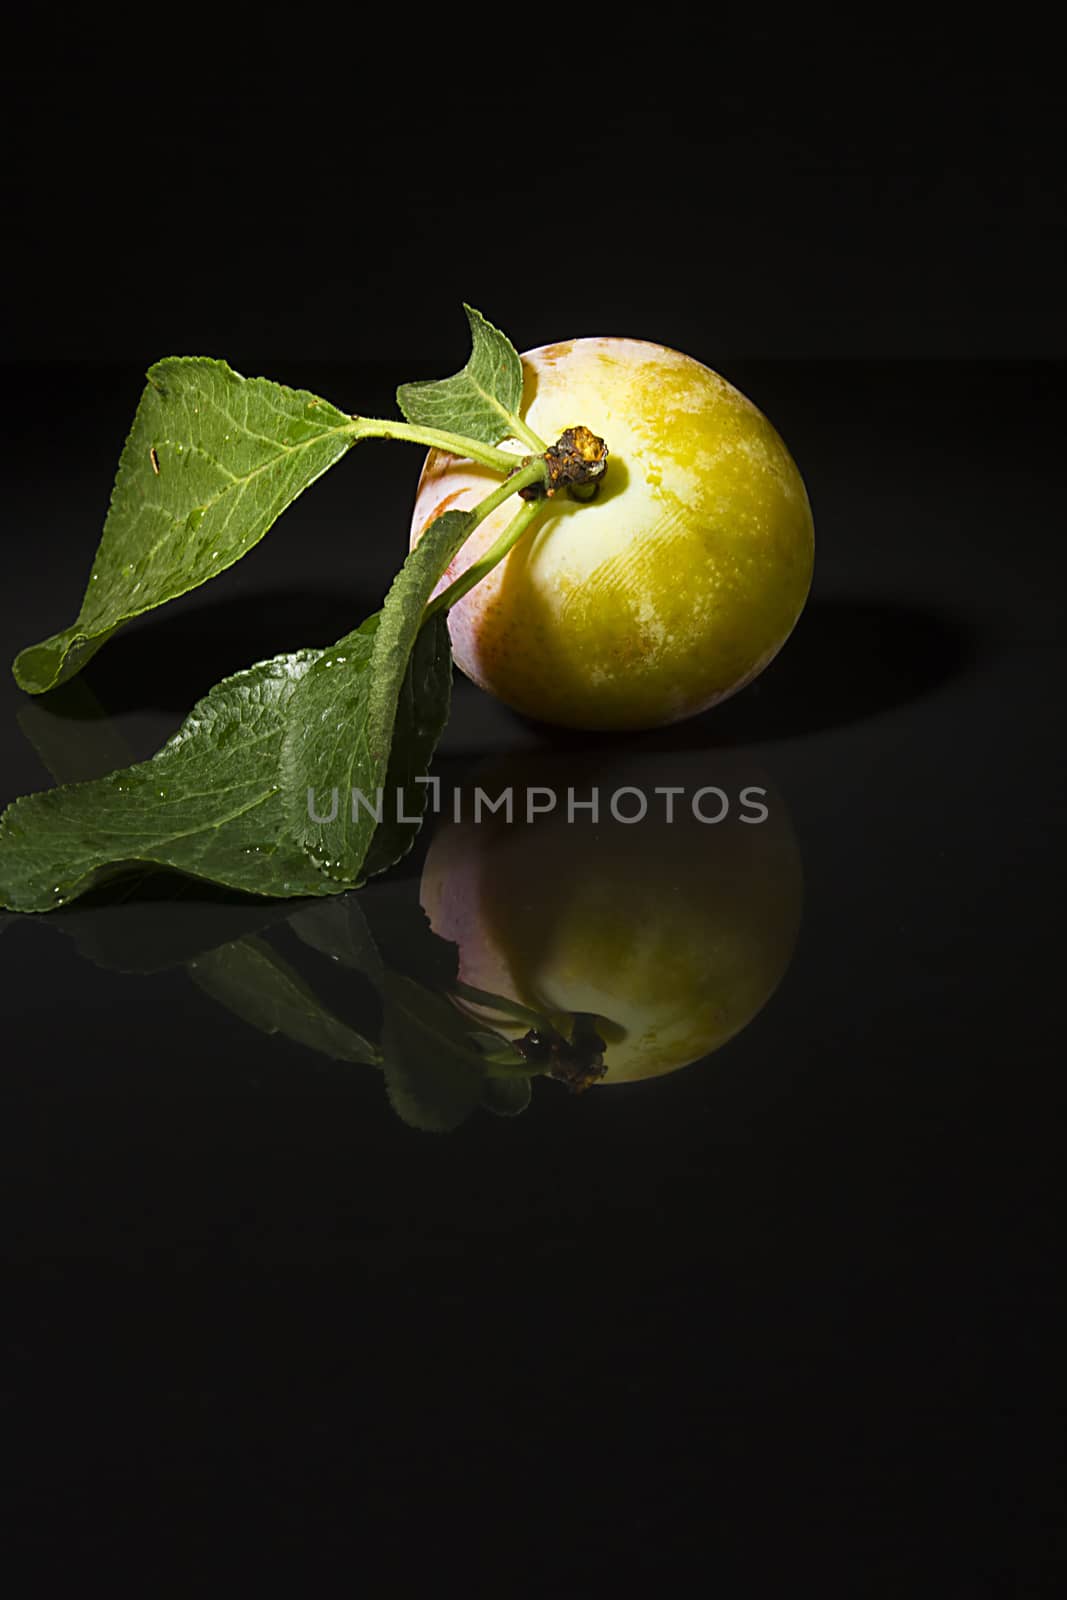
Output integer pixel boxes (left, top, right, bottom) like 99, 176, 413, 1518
13, 638, 61, 696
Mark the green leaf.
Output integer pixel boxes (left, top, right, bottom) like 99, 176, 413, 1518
0, 503, 466, 913
396, 305, 524, 447
189, 934, 379, 1065
360, 612, 453, 879
13, 359, 354, 694
281, 510, 472, 883
0, 651, 339, 912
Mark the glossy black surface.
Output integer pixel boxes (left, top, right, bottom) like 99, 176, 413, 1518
1, 360, 1063, 1588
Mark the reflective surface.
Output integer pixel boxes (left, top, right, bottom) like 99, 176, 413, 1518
421, 749, 802, 1084
1, 362, 1061, 1584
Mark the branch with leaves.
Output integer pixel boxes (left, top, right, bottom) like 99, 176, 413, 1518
0, 308, 607, 914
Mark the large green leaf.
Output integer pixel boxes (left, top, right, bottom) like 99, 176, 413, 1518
14, 359, 354, 693
0, 651, 338, 912
0, 509, 469, 913
281, 511, 471, 882
359, 613, 453, 880
396, 304, 525, 447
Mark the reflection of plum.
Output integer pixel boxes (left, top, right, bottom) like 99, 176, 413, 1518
420, 751, 803, 1084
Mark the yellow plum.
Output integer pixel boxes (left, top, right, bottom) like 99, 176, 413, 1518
411, 338, 814, 731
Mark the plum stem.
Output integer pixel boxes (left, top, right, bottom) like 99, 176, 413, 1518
422, 461, 548, 619
345, 415, 523, 473
505, 412, 550, 454
424, 497, 544, 620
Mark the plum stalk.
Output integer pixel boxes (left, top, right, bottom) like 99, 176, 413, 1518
425, 499, 543, 620
417, 424, 610, 620
420, 427, 610, 619
344, 415, 528, 472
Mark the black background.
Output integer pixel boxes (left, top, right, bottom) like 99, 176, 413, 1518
5, 21, 1064, 367
2, 21, 1064, 1593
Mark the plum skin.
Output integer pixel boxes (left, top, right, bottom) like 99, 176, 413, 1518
410, 337, 815, 732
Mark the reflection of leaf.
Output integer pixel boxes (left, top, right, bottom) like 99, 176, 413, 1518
361, 892, 460, 993
46, 871, 295, 974
479, 1074, 532, 1118
17, 678, 136, 785
380, 972, 495, 1133
468, 1030, 519, 1057
453, 979, 555, 1033
189, 935, 379, 1065
288, 896, 383, 984
396, 305, 524, 447
290, 895, 533, 1130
